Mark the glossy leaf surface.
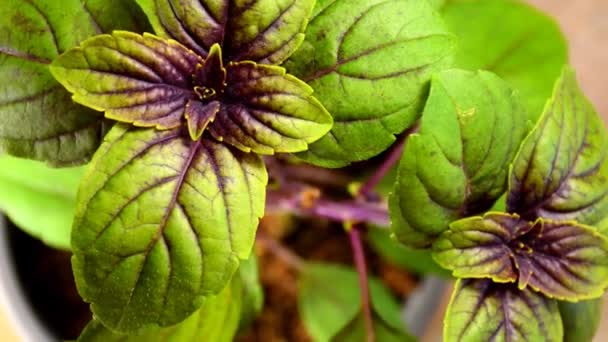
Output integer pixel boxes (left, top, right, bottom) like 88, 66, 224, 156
298, 263, 412, 342
0, 154, 83, 249
51, 32, 332, 153
390, 69, 527, 247
0, 0, 146, 164
287, 0, 455, 167
71, 125, 267, 332
445, 279, 562, 342
442, 0, 568, 120
78, 273, 243, 342
433, 213, 608, 301
136, 0, 315, 64
508, 68, 608, 234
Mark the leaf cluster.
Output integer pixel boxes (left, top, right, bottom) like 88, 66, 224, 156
1, 0, 607, 341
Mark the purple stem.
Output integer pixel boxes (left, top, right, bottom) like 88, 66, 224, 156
266, 186, 389, 227
264, 130, 414, 342
349, 132, 412, 342
358, 128, 412, 198
349, 226, 375, 342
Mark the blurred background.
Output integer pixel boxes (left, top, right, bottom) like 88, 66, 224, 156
1, 0, 608, 341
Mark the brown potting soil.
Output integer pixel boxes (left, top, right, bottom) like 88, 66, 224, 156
237, 215, 418, 342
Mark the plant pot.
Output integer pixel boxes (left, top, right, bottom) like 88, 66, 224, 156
0, 216, 91, 341
0, 214, 447, 341
0, 215, 54, 341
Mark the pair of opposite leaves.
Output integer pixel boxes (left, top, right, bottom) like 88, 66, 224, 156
49, 0, 333, 333
389, 66, 608, 341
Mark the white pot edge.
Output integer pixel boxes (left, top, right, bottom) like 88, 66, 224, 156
0, 215, 56, 342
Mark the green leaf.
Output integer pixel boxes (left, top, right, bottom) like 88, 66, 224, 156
82, 0, 152, 34
298, 263, 412, 342
237, 255, 264, 330
50, 31, 203, 129
208, 61, 332, 154
0, 154, 83, 249
507, 67, 608, 234
333, 312, 415, 342
444, 279, 563, 342
0, 0, 147, 165
51, 32, 332, 153
559, 298, 602, 342
428, 0, 446, 9
78, 273, 243, 342
432, 213, 524, 283
286, 0, 455, 167
135, 0, 315, 64
71, 124, 267, 332
390, 69, 528, 247
441, 0, 568, 120
367, 227, 448, 276
433, 213, 608, 301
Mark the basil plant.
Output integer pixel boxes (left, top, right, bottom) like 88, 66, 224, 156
0, 0, 606, 341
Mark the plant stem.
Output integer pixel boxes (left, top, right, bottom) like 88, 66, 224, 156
266, 185, 389, 227
349, 132, 412, 342
357, 140, 404, 197
349, 226, 375, 342
358, 128, 413, 198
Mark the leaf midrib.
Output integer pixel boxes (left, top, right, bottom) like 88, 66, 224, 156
115, 139, 202, 328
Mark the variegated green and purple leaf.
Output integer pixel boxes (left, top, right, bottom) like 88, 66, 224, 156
77, 266, 244, 341
50, 31, 332, 153
135, 0, 315, 64
286, 0, 456, 167
433, 212, 608, 301
50, 31, 202, 129
390, 69, 528, 247
444, 279, 563, 342
508, 67, 608, 234
0, 0, 147, 164
71, 124, 267, 332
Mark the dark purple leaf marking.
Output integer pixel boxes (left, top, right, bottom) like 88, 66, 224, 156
508, 68, 608, 232
71, 124, 267, 332
51, 32, 331, 153
136, 0, 315, 64
445, 279, 562, 342
433, 212, 608, 300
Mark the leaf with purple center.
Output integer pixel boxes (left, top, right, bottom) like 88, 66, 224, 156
433, 212, 608, 301
51, 0, 333, 332
444, 279, 563, 342
50, 31, 332, 152
507, 67, 608, 234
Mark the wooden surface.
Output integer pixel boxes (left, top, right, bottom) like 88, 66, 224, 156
1, 1, 608, 341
